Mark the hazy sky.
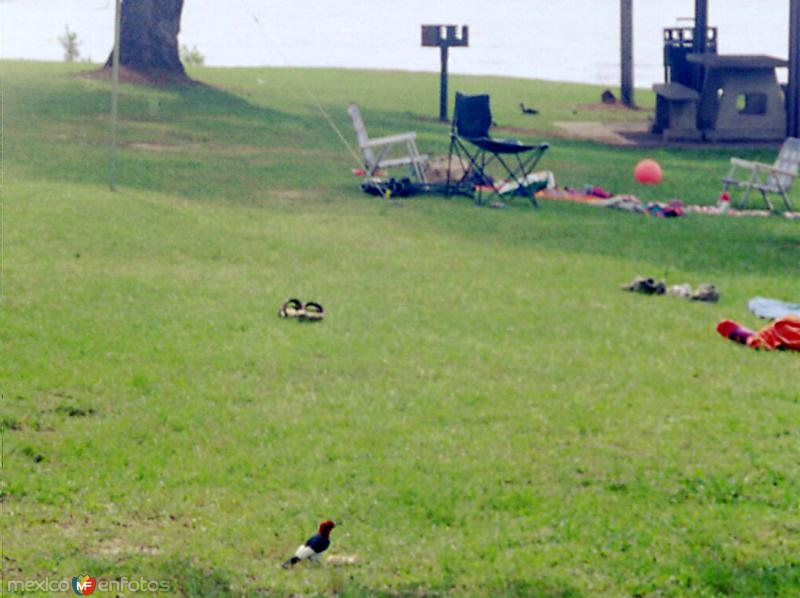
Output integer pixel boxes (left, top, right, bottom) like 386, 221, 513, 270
0, 0, 792, 85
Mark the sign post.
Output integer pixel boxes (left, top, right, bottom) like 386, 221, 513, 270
421, 25, 469, 121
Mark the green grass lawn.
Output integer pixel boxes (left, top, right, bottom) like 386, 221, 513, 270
2, 61, 800, 597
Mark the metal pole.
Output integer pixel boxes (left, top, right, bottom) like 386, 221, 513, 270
694, 0, 708, 54
440, 45, 449, 122
110, 0, 121, 191
620, 0, 634, 107
693, 0, 708, 89
789, 0, 800, 137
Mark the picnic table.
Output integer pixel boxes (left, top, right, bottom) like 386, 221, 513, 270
686, 53, 787, 141
653, 54, 788, 142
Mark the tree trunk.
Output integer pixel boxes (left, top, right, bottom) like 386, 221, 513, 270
105, 0, 186, 80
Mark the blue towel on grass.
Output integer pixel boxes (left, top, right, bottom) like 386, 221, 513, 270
748, 297, 800, 320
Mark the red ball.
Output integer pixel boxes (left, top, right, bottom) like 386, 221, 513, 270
634, 159, 662, 185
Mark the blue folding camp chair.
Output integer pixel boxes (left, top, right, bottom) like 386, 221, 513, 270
447, 92, 549, 206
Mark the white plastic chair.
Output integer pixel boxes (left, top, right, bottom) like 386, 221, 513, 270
347, 104, 428, 182
722, 137, 800, 211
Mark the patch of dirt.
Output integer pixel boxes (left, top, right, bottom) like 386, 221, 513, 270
492, 124, 547, 137
579, 101, 646, 112
81, 66, 198, 88
412, 112, 653, 145
553, 121, 650, 146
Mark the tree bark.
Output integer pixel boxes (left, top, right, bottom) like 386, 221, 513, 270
105, 0, 186, 80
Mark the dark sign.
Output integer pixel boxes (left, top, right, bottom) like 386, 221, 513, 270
421, 25, 469, 121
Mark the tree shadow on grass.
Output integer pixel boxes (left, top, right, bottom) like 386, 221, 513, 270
7, 73, 331, 201
10, 69, 301, 127
164, 80, 305, 125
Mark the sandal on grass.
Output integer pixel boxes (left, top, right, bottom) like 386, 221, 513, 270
279, 298, 304, 318
691, 284, 720, 303
621, 276, 665, 295
302, 301, 324, 322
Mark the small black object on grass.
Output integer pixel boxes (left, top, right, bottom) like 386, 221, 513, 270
601, 89, 617, 104
279, 298, 304, 318
302, 302, 324, 322
621, 276, 665, 295
279, 299, 325, 322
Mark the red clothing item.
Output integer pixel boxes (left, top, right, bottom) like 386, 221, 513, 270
747, 316, 800, 350
717, 320, 754, 345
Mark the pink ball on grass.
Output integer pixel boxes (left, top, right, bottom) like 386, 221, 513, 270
634, 159, 662, 185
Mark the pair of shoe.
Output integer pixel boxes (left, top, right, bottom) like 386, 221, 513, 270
279, 298, 324, 321
621, 276, 665, 295
666, 283, 719, 302
690, 284, 720, 303
622, 277, 720, 303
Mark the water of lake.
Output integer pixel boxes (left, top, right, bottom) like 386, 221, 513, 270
0, 0, 792, 86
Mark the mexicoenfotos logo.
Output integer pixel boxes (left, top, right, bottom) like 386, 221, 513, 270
72, 575, 97, 595
7, 575, 171, 594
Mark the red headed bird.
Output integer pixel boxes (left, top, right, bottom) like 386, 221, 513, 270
282, 520, 336, 568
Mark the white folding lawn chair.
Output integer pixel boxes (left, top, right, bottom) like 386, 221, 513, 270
347, 103, 428, 183
722, 137, 800, 212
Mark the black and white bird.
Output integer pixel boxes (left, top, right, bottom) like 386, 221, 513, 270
282, 520, 336, 568
519, 102, 539, 115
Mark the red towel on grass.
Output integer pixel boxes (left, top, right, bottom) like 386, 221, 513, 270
748, 316, 800, 350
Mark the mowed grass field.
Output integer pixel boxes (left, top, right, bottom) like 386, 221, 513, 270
2, 61, 800, 597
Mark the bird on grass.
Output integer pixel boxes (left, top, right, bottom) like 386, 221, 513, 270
282, 520, 336, 568
519, 102, 539, 115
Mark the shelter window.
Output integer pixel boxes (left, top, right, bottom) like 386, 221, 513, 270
737, 93, 767, 115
